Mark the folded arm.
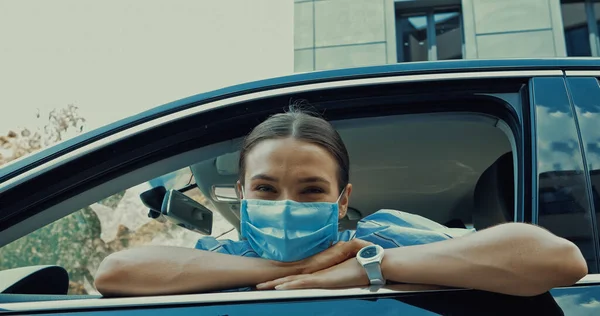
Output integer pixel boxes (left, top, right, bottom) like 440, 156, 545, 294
382, 223, 587, 296
260, 223, 587, 297
94, 239, 370, 296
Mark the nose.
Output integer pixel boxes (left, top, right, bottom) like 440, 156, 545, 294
278, 190, 297, 202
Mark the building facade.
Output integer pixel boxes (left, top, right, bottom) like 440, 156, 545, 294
294, 0, 600, 72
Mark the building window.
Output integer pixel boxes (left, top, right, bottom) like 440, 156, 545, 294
561, 0, 600, 57
395, 8, 463, 62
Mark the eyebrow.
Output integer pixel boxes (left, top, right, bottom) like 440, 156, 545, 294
249, 174, 330, 185
298, 176, 330, 185
250, 174, 278, 182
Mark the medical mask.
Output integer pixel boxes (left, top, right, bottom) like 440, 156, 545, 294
240, 189, 344, 262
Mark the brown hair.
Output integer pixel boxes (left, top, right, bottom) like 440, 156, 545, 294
238, 107, 349, 193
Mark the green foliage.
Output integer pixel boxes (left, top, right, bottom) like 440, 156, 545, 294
0, 106, 209, 295
0, 104, 101, 294
0, 207, 110, 294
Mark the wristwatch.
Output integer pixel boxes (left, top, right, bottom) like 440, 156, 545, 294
356, 244, 385, 285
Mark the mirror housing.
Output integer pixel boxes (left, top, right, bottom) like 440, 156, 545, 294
140, 186, 167, 220
161, 189, 213, 235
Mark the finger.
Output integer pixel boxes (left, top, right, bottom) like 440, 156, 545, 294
302, 243, 346, 274
338, 238, 373, 260
299, 239, 372, 274
350, 238, 374, 252
304, 240, 364, 273
256, 275, 305, 290
275, 276, 322, 290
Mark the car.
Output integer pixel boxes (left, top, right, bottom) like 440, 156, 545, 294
1, 58, 600, 315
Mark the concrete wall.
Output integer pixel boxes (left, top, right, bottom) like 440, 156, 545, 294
461, 0, 566, 58
294, 0, 569, 72
294, 0, 397, 72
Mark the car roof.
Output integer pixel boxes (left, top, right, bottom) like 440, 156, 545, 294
1, 57, 599, 182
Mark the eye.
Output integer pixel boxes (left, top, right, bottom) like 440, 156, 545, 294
255, 184, 276, 193
302, 187, 325, 194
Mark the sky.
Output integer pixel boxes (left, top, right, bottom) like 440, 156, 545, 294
0, 0, 293, 134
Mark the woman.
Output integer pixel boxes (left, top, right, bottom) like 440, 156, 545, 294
94, 109, 587, 297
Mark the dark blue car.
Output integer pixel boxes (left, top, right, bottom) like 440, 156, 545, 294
1, 59, 600, 315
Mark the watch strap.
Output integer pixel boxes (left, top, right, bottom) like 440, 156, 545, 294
363, 262, 385, 285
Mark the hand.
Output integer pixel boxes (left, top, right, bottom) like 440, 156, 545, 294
257, 258, 369, 290
272, 238, 373, 275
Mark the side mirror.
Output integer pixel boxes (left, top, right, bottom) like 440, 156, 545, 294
161, 189, 213, 235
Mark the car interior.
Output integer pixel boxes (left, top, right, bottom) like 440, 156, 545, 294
191, 112, 515, 234
0, 110, 527, 302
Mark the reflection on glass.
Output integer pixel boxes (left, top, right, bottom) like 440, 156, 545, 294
396, 14, 428, 62
551, 286, 600, 314
561, 2, 592, 56
107, 297, 438, 316
567, 77, 600, 272
435, 12, 462, 60
532, 77, 597, 273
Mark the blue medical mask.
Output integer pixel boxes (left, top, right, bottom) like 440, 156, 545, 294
240, 189, 344, 262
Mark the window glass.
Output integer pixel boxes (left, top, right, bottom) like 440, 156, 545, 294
396, 14, 429, 62
562, 1, 593, 56
0, 167, 236, 295
596, 2, 600, 37
532, 77, 598, 273
435, 12, 462, 60
395, 9, 463, 62
566, 77, 600, 271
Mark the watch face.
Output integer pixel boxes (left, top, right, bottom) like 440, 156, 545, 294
360, 246, 378, 259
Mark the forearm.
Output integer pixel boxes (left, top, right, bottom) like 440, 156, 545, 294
381, 223, 587, 296
94, 246, 301, 296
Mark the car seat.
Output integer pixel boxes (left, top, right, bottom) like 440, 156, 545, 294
474, 151, 598, 273
473, 152, 514, 231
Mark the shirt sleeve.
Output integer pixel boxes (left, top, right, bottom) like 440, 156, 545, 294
354, 209, 476, 248
195, 236, 260, 258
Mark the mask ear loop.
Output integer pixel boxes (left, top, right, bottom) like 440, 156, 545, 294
239, 185, 245, 200
336, 186, 347, 218
336, 187, 346, 203
333, 187, 348, 244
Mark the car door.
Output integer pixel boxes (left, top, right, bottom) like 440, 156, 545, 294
530, 76, 599, 272
563, 73, 600, 260
0, 61, 599, 315
530, 74, 600, 314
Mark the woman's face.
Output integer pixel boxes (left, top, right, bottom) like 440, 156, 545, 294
238, 137, 351, 219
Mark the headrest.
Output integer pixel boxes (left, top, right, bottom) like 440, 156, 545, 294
473, 152, 514, 230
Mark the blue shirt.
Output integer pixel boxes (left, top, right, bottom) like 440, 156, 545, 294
196, 209, 475, 259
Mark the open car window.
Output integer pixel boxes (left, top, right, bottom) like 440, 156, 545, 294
0, 167, 236, 295
0, 108, 518, 296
